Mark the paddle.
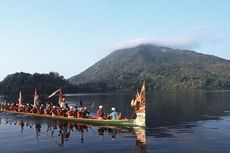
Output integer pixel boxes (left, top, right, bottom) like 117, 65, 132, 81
90, 102, 95, 110
89, 102, 95, 117
48, 89, 60, 98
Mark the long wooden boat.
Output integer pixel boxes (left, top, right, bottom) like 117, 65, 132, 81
0, 110, 145, 127
0, 109, 145, 127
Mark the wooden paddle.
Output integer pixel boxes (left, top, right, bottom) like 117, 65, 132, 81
48, 89, 60, 98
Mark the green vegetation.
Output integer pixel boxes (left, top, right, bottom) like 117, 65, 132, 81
69, 44, 230, 90
0, 72, 78, 95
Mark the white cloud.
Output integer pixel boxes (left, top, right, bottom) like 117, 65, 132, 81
111, 31, 224, 51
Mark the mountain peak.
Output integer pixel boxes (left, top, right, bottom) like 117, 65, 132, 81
69, 45, 230, 90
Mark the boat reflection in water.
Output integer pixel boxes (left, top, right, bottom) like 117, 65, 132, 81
0, 115, 146, 153
133, 127, 146, 153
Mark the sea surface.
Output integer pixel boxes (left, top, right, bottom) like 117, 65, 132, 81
1, 90, 230, 153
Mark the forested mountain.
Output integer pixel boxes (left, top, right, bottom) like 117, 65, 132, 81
69, 44, 230, 90
0, 72, 78, 94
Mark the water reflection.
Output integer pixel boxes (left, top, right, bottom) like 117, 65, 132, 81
0, 113, 146, 153
148, 90, 230, 127
133, 127, 146, 153
2, 90, 230, 153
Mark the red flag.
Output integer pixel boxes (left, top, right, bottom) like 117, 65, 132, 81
33, 88, 38, 106
58, 87, 63, 106
18, 90, 22, 106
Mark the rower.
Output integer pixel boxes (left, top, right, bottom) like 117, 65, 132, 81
77, 107, 84, 118
51, 106, 58, 116
82, 107, 90, 118
37, 105, 44, 114
57, 107, 64, 116
25, 104, 31, 112
44, 104, 51, 115
109, 107, 118, 120
9, 103, 14, 111
30, 105, 37, 114
18, 105, 25, 112
66, 106, 74, 118
96, 105, 104, 120
60, 97, 69, 111
73, 107, 78, 118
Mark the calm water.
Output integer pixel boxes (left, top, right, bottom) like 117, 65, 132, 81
1, 90, 230, 153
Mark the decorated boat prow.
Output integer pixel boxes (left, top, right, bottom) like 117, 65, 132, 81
131, 82, 146, 127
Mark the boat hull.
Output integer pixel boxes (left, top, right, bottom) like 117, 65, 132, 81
134, 112, 146, 127
0, 110, 143, 127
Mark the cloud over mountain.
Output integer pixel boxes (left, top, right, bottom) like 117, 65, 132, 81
112, 31, 223, 51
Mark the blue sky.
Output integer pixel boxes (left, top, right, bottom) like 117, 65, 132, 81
0, 0, 229, 80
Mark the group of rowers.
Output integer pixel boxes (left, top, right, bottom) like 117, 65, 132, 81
0, 96, 121, 120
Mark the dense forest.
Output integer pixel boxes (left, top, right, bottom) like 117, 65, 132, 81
0, 72, 79, 95
69, 44, 230, 90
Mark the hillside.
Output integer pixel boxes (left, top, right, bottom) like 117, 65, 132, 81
0, 72, 78, 95
69, 44, 230, 90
